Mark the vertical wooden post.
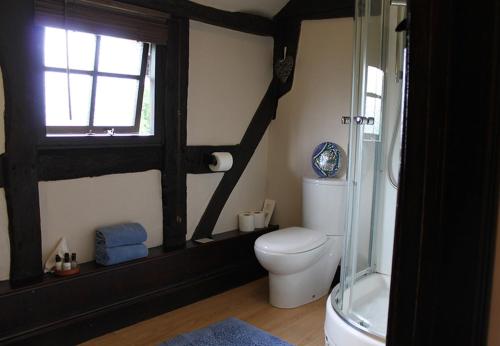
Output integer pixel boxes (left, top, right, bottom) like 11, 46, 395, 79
387, 0, 500, 344
0, 0, 44, 285
162, 17, 189, 249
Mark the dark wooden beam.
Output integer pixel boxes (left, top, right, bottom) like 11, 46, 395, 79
0, 154, 4, 188
272, 0, 356, 98
38, 135, 163, 150
185, 145, 239, 174
275, 0, 355, 21
274, 19, 301, 98
387, 0, 500, 345
192, 79, 279, 240
162, 17, 189, 249
0, 227, 277, 345
37, 146, 163, 181
0, 0, 44, 286
116, 0, 275, 36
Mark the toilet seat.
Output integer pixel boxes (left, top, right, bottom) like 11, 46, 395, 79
254, 227, 327, 254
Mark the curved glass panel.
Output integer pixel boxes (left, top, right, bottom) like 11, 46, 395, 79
334, 0, 406, 340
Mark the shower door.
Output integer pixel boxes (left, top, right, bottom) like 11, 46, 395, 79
335, 0, 405, 339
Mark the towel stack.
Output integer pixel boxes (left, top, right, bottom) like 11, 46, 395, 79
95, 223, 148, 266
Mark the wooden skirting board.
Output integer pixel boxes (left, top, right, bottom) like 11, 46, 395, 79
0, 226, 278, 345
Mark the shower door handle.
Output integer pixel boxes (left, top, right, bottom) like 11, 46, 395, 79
341, 116, 375, 125
356, 116, 375, 125
355, 116, 365, 125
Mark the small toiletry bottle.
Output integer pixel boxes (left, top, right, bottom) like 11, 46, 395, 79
71, 253, 78, 269
63, 253, 71, 271
55, 254, 62, 272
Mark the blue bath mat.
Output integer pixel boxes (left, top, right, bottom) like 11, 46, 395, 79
159, 318, 293, 346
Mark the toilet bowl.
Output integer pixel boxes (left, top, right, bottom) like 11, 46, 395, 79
254, 177, 347, 308
255, 228, 343, 308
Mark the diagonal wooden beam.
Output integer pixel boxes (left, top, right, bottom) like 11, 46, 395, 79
116, 0, 276, 36
273, 0, 355, 98
275, 0, 355, 21
192, 79, 279, 240
273, 18, 302, 98
191, 0, 360, 238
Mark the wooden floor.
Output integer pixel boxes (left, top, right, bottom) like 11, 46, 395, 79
82, 278, 327, 346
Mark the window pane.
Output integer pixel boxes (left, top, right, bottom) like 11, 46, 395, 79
140, 46, 155, 136
366, 66, 384, 96
139, 75, 154, 135
98, 36, 143, 75
45, 72, 92, 126
93, 77, 139, 127
364, 96, 382, 137
44, 27, 96, 70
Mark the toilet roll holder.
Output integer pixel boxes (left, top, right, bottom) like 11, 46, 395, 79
204, 152, 233, 172
204, 153, 219, 166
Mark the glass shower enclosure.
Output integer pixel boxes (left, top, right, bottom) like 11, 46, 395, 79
331, 0, 406, 341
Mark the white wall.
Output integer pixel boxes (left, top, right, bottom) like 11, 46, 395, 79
187, 20, 273, 238
41, 21, 274, 264
187, 21, 273, 145
186, 134, 269, 238
39, 171, 163, 265
2, 58, 165, 276
214, 131, 268, 234
0, 68, 10, 281
266, 18, 354, 228
192, 0, 288, 18
0, 20, 274, 279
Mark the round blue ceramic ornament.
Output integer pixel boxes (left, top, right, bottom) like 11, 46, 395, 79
312, 142, 342, 178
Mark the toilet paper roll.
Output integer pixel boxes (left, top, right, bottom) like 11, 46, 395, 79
238, 212, 255, 233
209, 152, 233, 172
253, 211, 266, 229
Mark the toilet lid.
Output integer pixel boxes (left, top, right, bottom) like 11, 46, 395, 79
254, 227, 327, 254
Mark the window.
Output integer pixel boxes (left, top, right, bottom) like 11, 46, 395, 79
363, 66, 384, 140
43, 27, 155, 136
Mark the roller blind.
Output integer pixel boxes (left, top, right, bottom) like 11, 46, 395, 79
34, 0, 169, 44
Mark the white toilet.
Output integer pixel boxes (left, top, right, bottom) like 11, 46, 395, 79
254, 177, 347, 308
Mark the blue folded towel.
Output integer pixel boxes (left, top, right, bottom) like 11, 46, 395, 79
95, 244, 148, 266
96, 223, 147, 248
